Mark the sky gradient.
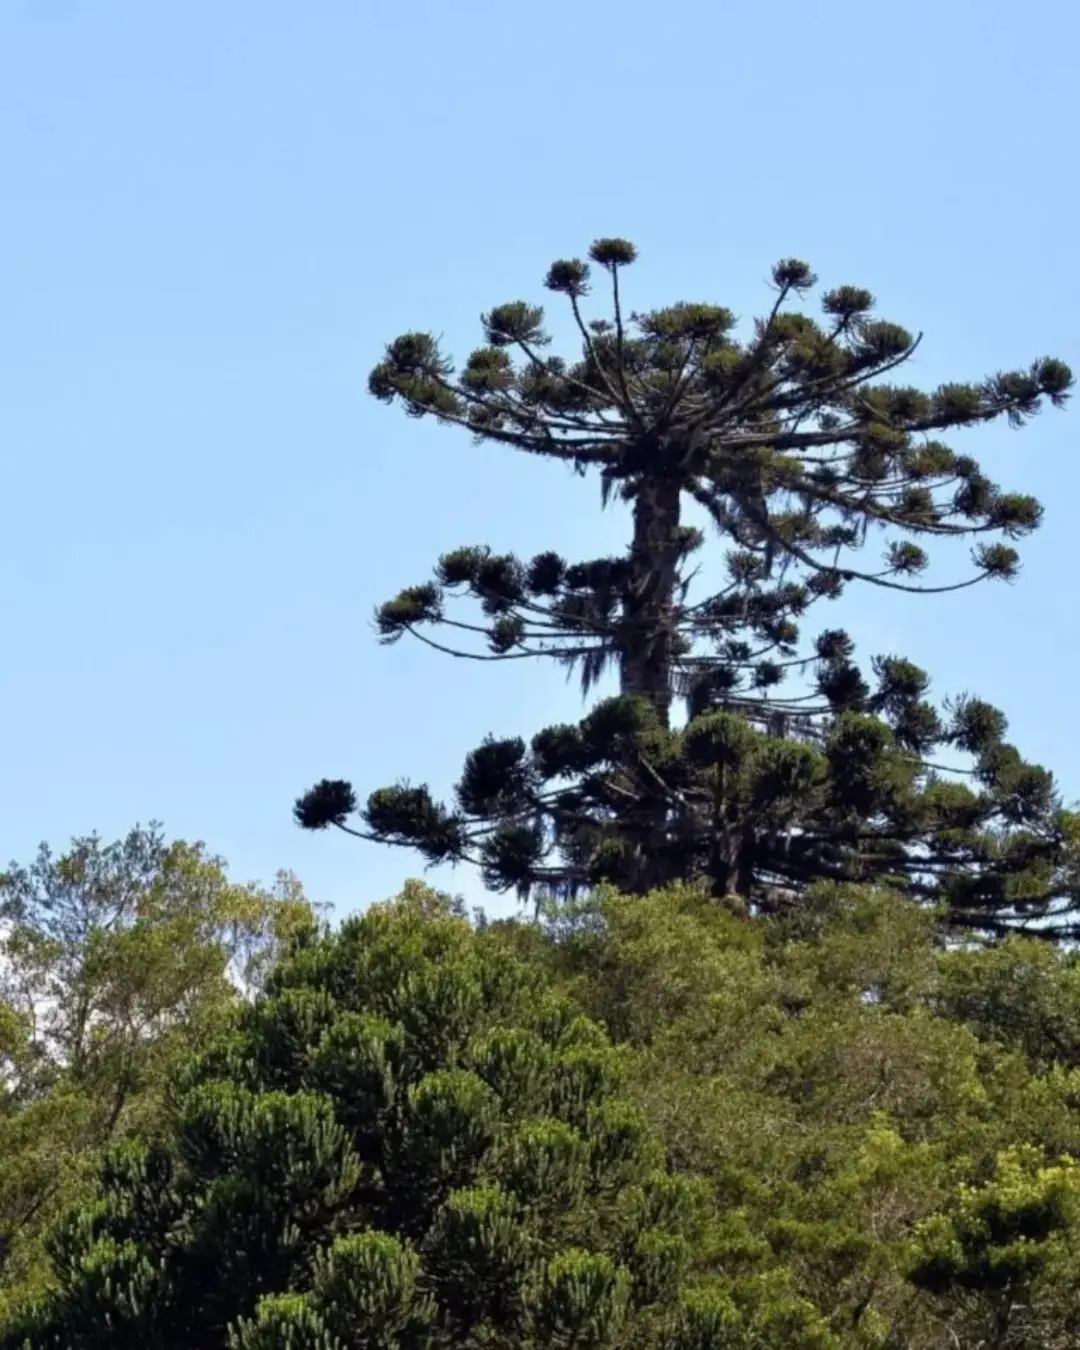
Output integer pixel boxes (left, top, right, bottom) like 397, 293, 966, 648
1, 0, 1076, 918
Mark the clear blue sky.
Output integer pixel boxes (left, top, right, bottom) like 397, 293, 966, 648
1, 0, 1076, 919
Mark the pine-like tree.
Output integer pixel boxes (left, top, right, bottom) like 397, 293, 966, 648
296, 241, 1076, 935
5, 888, 720, 1350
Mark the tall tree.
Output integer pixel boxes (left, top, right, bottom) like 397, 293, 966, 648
296, 240, 1074, 932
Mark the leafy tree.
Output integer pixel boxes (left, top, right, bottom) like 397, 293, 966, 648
936, 936, 1080, 1072
3, 885, 730, 1350
0, 824, 317, 1313
512, 881, 1080, 1345
297, 240, 1075, 935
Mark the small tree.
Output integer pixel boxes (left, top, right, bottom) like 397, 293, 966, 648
297, 239, 1074, 932
907, 1146, 1080, 1349
0, 824, 316, 1308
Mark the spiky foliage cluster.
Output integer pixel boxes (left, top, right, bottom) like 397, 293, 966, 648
4, 892, 723, 1350
297, 238, 1073, 934
907, 1146, 1080, 1345
365, 239, 1067, 708
298, 638, 1080, 936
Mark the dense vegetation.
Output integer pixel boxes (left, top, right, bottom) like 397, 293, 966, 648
7, 879, 1080, 1347
0, 826, 316, 1321
4, 240, 1076, 1347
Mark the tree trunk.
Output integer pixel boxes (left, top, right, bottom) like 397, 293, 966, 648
705, 822, 755, 917
622, 477, 682, 726
620, 476, 682, 892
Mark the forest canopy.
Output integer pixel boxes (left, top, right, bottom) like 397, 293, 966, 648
6, 878, 1080, 1348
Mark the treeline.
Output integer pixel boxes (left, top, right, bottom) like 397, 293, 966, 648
4, 869, 1080, 1346
2, 238, 1077, 1347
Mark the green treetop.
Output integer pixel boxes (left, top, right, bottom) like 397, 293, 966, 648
5, 886, 735, 1350
0, 824, 317, 1314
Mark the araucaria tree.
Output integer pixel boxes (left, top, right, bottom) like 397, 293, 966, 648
6, 890, 724, 1350
297, 239, 1076, 934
